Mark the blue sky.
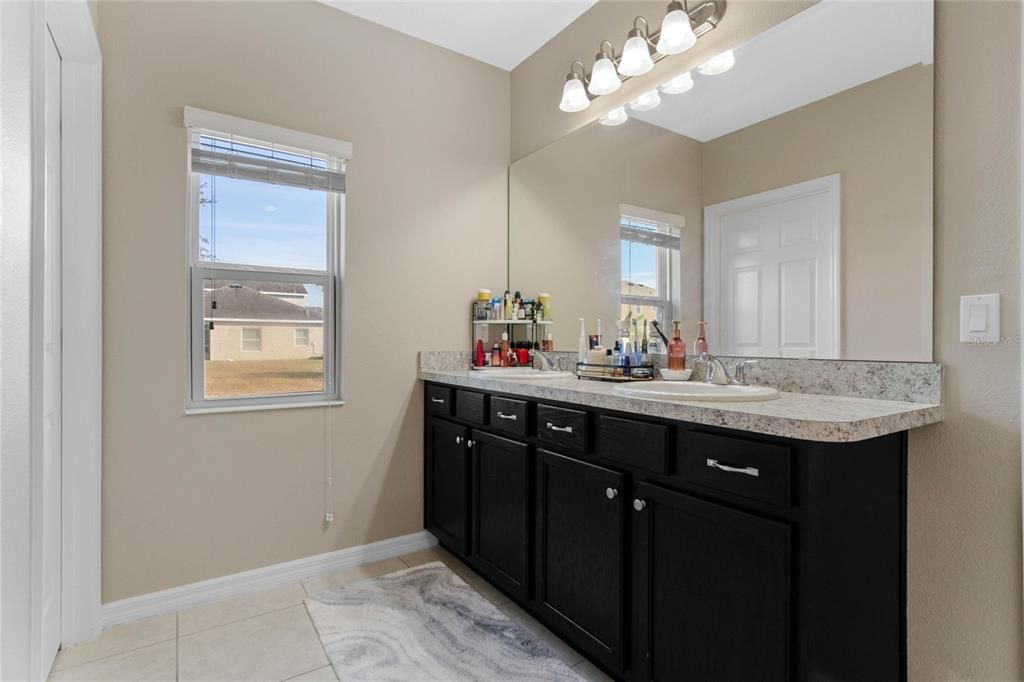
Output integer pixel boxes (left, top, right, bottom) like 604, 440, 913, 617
621, 240, 658, 290
199, 174, 329, 307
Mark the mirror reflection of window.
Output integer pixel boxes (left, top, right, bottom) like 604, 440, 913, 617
619, 213, 681, 329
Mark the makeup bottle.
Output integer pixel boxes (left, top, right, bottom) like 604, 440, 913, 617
694, 321, 709, 357
475, 338, 485, 367
504, 291, 513, 320
668, 320, 686, 370
500, 332, 510, 367
491, 342, 501, 367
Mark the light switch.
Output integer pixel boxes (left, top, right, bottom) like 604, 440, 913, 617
960, 293, 1000, 343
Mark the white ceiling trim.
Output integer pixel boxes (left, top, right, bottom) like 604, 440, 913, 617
318, 0, 597, 71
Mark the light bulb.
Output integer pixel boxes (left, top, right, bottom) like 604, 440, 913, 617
599, 106, 629, 127
588, 56, 621, 96
656, 4, 696, 55
698, 49, 735, 76
659, 71, 694, 95
629, 89, 661, 112
618, 33, 654, 77
559, 76, 590, 113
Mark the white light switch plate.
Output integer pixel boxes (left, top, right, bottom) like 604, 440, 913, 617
960, 293, 1000, 343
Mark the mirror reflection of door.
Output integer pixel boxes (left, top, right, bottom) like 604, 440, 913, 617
704, 175, 840, 358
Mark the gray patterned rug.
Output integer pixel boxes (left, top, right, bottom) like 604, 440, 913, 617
305, 561, 584, 681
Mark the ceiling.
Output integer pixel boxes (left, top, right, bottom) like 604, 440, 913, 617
633, 0, 934, 142
318, 0, 597, 71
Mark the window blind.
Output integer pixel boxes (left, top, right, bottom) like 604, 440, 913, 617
620, 222, 681, 250
191, 144, 345, 193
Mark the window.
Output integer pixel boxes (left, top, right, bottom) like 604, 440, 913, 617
619, 208, 682, 330
241, 328, 263, 352
185, 108, 350, 410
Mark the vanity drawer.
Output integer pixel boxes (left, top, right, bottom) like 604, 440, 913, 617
537, 404, 588, 451
680, 431, 792, 508
597, 415, 670, 474
456, 390, 488, 425
426, 385, 453, 416
489, 396, 529, 437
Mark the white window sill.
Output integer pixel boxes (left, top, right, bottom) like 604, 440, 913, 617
185, 399, 345, 416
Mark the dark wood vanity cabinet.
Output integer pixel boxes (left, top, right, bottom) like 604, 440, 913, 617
422, 383, 908, 682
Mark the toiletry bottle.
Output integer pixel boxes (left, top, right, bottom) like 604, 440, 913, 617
504, 291, 513, 320
500, 332, 510, 367
694, 321, 709, 357
543, 333, 554, 352
578, 318, 588, 362
475, 338, 485, 367
491, 342, 501, 367
668, 320, 687, 370
538, 293, 551, 321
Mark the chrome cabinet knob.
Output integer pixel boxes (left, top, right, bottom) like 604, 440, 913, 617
455, 436, 463, 445
467, 440, 475, 448
606, 487, 618, 499
633, 499, 647, 512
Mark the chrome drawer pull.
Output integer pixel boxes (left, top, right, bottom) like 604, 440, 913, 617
430, 397, 445, 404
497, 412, 518, 421
706, 458, 759, 477
546, 422, 573, 434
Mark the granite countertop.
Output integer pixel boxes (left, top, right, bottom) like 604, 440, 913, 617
418, 369, 943, 443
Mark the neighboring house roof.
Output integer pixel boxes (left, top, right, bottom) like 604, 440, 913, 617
205, 284, 323, 321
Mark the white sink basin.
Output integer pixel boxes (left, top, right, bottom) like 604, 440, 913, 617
614, 382, 780, 402
473, 368, 575, 381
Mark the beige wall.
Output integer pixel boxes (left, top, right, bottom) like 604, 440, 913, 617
510, 119, 703, 349
510, 0, 1023, 677
209, 324, 323, 362
703, 65, 934, 361
100, 1, 509, 601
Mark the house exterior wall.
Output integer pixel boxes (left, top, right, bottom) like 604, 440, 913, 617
209, 323, 324, 362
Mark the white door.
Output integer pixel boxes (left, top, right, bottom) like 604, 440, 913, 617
704, 175, 840, 358
40, 25, 63, 673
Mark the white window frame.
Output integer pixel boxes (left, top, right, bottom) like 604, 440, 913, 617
184, 108, 349, 412
294, 328, 309, 346
618, 207, 684, 325
240, 327, 263, 353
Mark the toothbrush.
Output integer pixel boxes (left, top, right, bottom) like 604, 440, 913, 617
651, 320, 670, 346
632, 319, 642, 365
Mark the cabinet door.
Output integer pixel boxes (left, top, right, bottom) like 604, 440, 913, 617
632, 482, 791, 682
425, 418, 469, 555
535, 449, 626, 672
469, 430, 530, 600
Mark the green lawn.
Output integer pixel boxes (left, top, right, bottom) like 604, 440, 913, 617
205, 358, 324, 398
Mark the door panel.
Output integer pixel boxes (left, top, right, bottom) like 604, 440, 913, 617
469, 431, 530, 600
632, 482, 791, 681
707, 175, 838, 358
424, 418, 469, 555
535, 449, 626, 672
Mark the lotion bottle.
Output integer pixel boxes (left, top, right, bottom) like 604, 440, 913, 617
694, 321, 709, 357
668, 320, 686, 370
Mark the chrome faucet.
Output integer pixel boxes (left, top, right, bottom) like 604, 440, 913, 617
698, 353, 732, 385
531, 350, 560, 372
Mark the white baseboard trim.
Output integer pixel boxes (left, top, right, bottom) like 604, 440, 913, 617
101, 530, 437, 630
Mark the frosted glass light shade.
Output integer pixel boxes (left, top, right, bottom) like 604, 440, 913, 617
599, 107, 629, 127
588, 57, 621, 96
619, 35, 654, 77
559, 77, 590, 113
656, 8, 696, 55
659, 71, 694, 95
629, 90, 661, 112
698, 49, 736, 75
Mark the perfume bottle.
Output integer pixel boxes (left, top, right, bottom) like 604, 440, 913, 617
668, 320, 686, 370
694, 321, 709, 357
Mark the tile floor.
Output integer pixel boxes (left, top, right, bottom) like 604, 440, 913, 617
49, 547, 611, 681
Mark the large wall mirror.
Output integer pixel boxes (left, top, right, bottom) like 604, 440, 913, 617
509, 0, 933, 361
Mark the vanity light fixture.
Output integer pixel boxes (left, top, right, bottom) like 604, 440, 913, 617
556, 1, 726, 114
588, 41, 621, 96
698, 48, 735, 75
599, 106, 629, 126
559, 61, 591, 113
659, 70, 695, 95
657, 1, 698, 55
629, 89, 662, 112
619, 18, 656, 77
